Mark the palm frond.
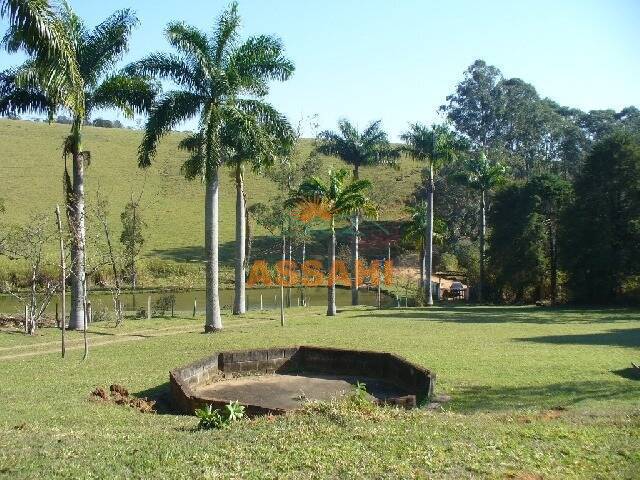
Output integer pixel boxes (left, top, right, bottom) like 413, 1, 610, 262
89, 74, 158, 118
178, 132, 206, 180
166, 22, 212, 77
138, 90, 204, 168
1, 0, 82, 113
0, 67, 54, 116
212, 1, 240, 64
125, 53, 202, 91
229, 34, 294, 95
78, 9, 138, 85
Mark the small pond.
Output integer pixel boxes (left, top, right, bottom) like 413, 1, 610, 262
0, 287, 394, 315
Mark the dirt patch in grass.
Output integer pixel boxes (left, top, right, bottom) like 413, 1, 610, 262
91, 384, 156, 413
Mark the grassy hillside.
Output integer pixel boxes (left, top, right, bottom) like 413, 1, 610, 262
0, 119, 422, 288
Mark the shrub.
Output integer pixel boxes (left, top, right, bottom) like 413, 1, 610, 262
195, 401, 245, 430
152, 294, 175, 316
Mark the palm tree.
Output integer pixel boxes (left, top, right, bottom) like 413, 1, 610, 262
127, 2, 294, 332
0, 5, 156, 330
400, 123, 460, 306
456, 152, 507, 302
401, 202, 446, 290
316, 119, 396, 306
221, 112, 292, 315
289, 168, 376, 316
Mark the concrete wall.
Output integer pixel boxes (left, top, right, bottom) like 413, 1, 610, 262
170, 346, 435, 415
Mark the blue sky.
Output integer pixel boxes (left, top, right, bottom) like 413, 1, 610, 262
1, 0, 638, 139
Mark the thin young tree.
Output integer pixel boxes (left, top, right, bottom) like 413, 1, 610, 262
128, 2, 294, 332
289, 168, 376, 316
401, 123, 460, 305
0, 6, 156, 330
316, 119, 397, 305
456, 152, 507, 302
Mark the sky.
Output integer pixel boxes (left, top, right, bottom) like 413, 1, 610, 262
0, 0, 638, 140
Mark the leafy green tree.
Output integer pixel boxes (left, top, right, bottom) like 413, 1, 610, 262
0, 5, 156, 330
315, 119, 397, 305
441, 60, 590, 178
128, 2, 294, 331
562, 132, 640, 303
455, 152, 507, 302
401, 123, 460, 305
289, 168, 376, 316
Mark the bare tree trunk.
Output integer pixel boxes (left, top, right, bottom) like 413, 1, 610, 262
204, 167, 223, 332
280, 233, 285, 326
69, 143, 86, 330
549, 221, 558, 305
425, 167, 435, 306
55, 205, 66, 357
327, 218, 336, 316
479, 189, 486, 303
233, 164, 246, 315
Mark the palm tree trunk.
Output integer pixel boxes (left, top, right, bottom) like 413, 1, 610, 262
233, 164, 246, 315
420, 245, 426, 291
301, 238, 306, 306
351, 166, 359, 305
327, 218, 337, 316
280, 233, 285, 326
479, 189, 486, 303
68, 118, 86, 330
425, 167, 434, 306
204, 167, 222, 332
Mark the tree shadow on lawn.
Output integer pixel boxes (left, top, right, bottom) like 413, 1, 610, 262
517, 327, 640, 349
136, 382, 175, 414
351, 306, 640, 325
452, 379, 640, 412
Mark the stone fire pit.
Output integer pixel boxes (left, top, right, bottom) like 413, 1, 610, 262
170, 346, 435, 416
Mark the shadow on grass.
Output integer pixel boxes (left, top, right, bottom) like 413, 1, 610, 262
351, 306, 640, 325
136, 382, 176, 415
612, 367, 640, 381
452, 379, 640, 412
518, 327, 640, 348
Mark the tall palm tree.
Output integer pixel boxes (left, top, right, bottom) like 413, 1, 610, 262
127, 2, 294, 332
289, 168, 376, 316
401, 123, 460, 306
209, 111, 293, 315
401, 202, 446, 290
456, 152, 507, 302
0, 5, 156, 330
316, 119, 396, 306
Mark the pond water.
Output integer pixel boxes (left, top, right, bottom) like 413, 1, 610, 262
0, 287, 394, 315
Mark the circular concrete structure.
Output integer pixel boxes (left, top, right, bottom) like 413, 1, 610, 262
170, 346, 435, 415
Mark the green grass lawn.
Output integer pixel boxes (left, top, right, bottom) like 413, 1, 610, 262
0, 119, 421, 288
1, 305, 639, 478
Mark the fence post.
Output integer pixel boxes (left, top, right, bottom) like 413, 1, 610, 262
260, 294, 263, 311
193, 298, 197, 317
147, 296, 151, 320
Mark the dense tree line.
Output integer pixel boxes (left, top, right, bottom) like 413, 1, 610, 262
420, 60, 640, 304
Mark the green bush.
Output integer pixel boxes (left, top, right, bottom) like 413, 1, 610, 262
195, 401, 245, 430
